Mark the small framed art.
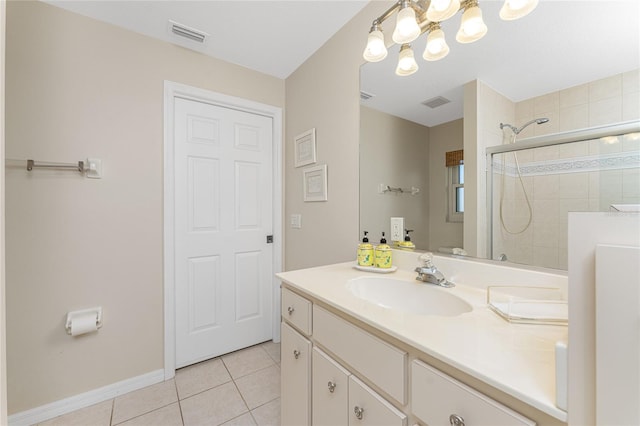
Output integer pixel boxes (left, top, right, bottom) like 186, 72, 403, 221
303, 164, 327, 202
294, 128, 316, 168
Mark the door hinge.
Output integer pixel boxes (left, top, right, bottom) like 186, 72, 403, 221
266, 235, 274, 244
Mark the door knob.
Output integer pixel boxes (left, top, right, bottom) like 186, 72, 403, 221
293, 349, 301, 359
354, 406, 364, 420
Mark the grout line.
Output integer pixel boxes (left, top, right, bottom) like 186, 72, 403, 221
174, 379, 185, 426
177, 378, 233, 403
50, 344, 281, 426
109, 399, 115, 426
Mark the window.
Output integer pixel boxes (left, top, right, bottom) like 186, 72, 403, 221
448, 163, 464, 222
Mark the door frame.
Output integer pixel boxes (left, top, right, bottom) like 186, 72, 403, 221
163, 80, 283, 380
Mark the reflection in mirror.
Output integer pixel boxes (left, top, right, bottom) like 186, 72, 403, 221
488, 123, 640, 270
359, 105, 463, 252
359, 2, 639, 270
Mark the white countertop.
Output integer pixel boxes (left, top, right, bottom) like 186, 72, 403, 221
277, 259, 569, 422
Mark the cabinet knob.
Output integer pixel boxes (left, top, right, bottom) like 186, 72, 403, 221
354, 406, 365, 420
287, 306, 295, 315
327, 381, 337, 393
449, 414, 465, 426
293, 349, 301, 359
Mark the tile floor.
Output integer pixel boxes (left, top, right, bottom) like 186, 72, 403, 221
36, 341, 281, 426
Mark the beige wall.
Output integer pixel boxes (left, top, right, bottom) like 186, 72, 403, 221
359, 106, 429, 249
284, 1, 392, 271
5, 1, 284, 414
428, 119, 464, 252
464, 80, 516, 258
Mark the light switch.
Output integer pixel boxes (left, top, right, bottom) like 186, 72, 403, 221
291, 214, 302, 229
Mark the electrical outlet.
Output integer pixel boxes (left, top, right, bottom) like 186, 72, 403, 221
390, 217, 404, 242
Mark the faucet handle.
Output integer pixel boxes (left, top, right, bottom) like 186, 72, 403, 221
418, 252, 435, 267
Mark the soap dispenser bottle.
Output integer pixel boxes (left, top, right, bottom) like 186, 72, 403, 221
357, 231, 374, 267
374, 232, 393, 269
398, 229, 416, 250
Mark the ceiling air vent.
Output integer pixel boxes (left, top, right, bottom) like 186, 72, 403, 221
168, 20, 208, 44
422, 96, 451, 109
360, 91, 375, 101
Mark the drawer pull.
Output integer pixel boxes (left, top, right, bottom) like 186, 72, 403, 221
327, 381, 337, 393
293, 349, 301, 359
449, 414, 465, 426
354, 406, 365, 420
287, 306, 295, 315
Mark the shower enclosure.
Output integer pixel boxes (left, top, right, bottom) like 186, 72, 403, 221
487, 121, 640, 270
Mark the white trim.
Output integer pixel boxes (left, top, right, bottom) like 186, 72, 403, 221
163, 81, 283, 379
8, 369, 164, 426
0, 2, 7, 424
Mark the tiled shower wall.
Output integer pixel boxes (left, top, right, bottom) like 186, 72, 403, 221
492, 69, 640, 269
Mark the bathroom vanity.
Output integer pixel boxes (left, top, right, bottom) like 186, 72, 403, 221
277, 251, 568, 426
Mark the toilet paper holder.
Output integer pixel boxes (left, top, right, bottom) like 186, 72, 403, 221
65, 307, 103, 335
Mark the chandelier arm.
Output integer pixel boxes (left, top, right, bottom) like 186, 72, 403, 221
370, 1, 403, 29
371, 0, 433, 28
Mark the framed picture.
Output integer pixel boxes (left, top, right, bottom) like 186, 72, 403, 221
303, 164, 328, 202
294, 128, 316, 168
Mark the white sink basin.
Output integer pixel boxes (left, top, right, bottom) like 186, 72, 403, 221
347, 276, 472, 316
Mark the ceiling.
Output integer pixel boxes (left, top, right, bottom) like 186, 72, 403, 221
43, 1, 640, 128
360, 1, 640, 126
42, 0, 370, 79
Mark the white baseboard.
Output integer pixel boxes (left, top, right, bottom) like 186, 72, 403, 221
8, 369, 165, 426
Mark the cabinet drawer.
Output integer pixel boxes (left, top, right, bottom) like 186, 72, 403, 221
349, 376, 407, 426
411, 360, 535, 426
281, 322, 311, 426
313, 305, 407, 404
281, 287, 312, 335
313, 348, 351, 426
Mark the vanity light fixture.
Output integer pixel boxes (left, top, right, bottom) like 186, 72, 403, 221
392, 0, 422, 44
500, 0, 539, 20
395, 44, 419, 76
456, 0, 488, 44
363, 0, 539, 75
363, 22, 388, 62
423, 22, 449, 61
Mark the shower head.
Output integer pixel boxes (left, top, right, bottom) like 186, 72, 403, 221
500, 117, 549, 135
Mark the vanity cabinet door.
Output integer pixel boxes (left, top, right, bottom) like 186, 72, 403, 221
313, 305, 407, 404
312, 347, 351, 426
411, 360, 535, 426
281, 322, 311, 426
348, 376, 407, 426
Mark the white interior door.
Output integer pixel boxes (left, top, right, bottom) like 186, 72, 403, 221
174, 96, 273, 368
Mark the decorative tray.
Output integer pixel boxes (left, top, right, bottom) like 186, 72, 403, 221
487, 286, 568, 325
352, 264, 398, 273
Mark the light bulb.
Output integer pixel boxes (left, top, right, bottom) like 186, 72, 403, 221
499, 0, 539, 20
395, 45, 418, 76
392, 4, 421, 44
456, 4, 487, 43
423, 27, 449, 61
363, 29, 388, 62
426, 0, 461, 22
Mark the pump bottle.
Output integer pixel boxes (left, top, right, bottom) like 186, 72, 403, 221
357, 231, 374, 266
374, 232, 393, 268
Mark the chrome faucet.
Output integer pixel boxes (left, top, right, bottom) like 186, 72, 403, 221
415, 253, 455, 288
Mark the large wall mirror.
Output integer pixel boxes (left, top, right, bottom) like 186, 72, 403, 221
359, 1, 639, 270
